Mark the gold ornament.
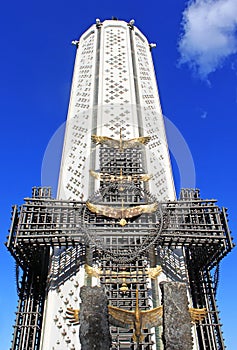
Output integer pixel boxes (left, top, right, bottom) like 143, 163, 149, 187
108, 289, 163, 343
66, 308, 80, 325
86, 201, 157, 226
146, 265, 163, 279
91, 129, 150, 152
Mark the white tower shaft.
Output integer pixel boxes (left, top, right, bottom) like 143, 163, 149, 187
57, 20, 175, 202
40, 19, 178, 350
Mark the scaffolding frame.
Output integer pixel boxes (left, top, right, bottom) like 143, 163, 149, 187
6, 186, 234, 349
7, 192, 232, 266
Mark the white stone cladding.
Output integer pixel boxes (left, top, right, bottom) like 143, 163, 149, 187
57, 19, 176, 202
133, 28, 175, 201
40, 20, 183, 350
57, 26, 97, 201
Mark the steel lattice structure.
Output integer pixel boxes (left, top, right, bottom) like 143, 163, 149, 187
6, 186, 233, 349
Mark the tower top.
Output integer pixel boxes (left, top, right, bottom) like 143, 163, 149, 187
95, 17, 135, 25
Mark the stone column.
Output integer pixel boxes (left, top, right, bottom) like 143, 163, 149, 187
79, 286, 111, 350
160, 282, 193, 350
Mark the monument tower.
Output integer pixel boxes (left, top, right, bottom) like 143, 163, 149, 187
7, 19, 233, 350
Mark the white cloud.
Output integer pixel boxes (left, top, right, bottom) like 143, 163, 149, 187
178, 0, 237, 78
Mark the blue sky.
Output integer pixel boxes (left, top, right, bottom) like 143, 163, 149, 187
0, 0, 237, 348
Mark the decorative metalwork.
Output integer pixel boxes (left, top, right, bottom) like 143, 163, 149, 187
85, 263, 162, 281
67, 290, 163, 343
66, 308, 80, 325
146, 265, 163, 279
92, 129, 151, 152
109, 289, 163, 343
189, 308, 207, 323
82, 183, 164, 263
89, 169, 152, 182
86, 200, 158, 226
6, 193, 233, 349
6, 186, 233, 267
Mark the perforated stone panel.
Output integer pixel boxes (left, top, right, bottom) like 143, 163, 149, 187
57, 28, 97, 201
39, 247, 86, 350
97, 22, 139, 140
133, 30, 176, 201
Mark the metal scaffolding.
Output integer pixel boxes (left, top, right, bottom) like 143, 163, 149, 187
6, 185, 234, 349
7, 190, 232, 265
